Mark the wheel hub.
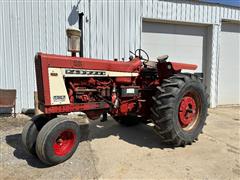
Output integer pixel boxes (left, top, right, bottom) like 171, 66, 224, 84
53, 130, 76, 156
178, 96, 197, 127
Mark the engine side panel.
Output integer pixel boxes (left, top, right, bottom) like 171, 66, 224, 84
48, 68, 70, 105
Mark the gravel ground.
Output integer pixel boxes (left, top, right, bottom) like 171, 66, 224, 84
0, 107, 239, 179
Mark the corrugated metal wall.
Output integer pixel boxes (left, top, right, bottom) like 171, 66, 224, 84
0, 0, 88, 112
0, 0, 239, 112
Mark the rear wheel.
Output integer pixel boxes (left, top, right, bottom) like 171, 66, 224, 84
36, 117, 80, 165
151, 73, 208, 146
22, 114, 49, 155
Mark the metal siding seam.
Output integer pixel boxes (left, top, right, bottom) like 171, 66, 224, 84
238, 9, 240, 20
114, 0, 118, 59
129, 1, 131, 52
163, 1, 167, 20
124, 1, 130, 58
45, 0, 48, 52
5, 1, 12, 88
152, 0, 157, 18
38, 0, 41, 51
123, 0, 126, 58
89, 0, 92, 58
145, 0, 148, 17
216, 6, 220, 24
213, 6, 216, 23
186, 3, 189, 21
24, 2, 32, 108
176, 2, 181, 21
61, 1, 66, 55
0, 1, 2, 87
171, 1, 176, 20
86, 0, 90, 57
233, 9, 236, 20
194, 3, 197, 22
207, 5, 211, 23
102, 0, 107, 59
161, 0, 164, 19
8, 2, 15, 88
139, 0, 142, 47
107, 0, 109, 59
229, 8, 232, 19
130, 1, 135, 51
65, 1, 67, 55
170, 1, 173, 20
32, 1, 38, 91
95, 1, 98, 58
119, 1, 123, 59
51, 0, 55, 54
199, 4, 203, 23
108, 0, 113, 59
167, 1, 171, 20
135, 0, 141, 50
134, 0, 137, 51
203, 4, 207, 23
16, 0, 23, 110
151, 0, 154, 18
101, 0, 106, 59
90, 0, 96, 58
157, 0, 160, 19
28, 1, 34, 108
224, 7, 227, 19
182, 3, 187, 21
1, 0, 7, 87
23, 1, 30, 108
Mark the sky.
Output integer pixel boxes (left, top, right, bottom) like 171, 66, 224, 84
202, 0, 240, 7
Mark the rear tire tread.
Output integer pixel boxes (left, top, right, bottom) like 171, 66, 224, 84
151, 73, 208, 146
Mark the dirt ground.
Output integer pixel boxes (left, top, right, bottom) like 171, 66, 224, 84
0, 107, 239, 180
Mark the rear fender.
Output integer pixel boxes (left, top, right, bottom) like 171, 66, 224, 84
171, 62, 198, 71
157, 62, 198, 81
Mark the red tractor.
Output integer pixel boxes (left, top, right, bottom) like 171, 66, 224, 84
22, 28, 207, 165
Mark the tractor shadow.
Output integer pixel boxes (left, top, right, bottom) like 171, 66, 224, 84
5, 134, 49, 168
5, 117, 172, 168
88, 118, 172, 149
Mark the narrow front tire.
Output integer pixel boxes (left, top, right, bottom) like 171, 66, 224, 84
36, 117, 80, 165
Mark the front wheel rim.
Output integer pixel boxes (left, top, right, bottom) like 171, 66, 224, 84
53, 130, 76, 156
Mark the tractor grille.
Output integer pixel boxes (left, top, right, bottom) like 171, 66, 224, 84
35, 54, 45, 105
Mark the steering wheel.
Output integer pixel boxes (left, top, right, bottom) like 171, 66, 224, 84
130, 49, 149, 64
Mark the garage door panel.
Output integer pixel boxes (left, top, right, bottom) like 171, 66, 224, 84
142, 21, 207, 73
218, 23, 240, 105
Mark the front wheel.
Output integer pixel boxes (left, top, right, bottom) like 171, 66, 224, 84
22, 114, 49, 155
36, 117, 80, 165
151, 73, 208, 146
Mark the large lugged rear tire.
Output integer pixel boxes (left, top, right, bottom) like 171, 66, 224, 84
151, 73, 208, 146
36, 117, 80, 165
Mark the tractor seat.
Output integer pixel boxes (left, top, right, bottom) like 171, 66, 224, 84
144, 55, 169, 68
157, 55, 169, 62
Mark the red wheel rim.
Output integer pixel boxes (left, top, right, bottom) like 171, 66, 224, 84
53, 130, 76, 156
178, 92, 200, 131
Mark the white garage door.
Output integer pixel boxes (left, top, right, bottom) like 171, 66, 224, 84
142, 21, 208, 73
218, 23, 240, 105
